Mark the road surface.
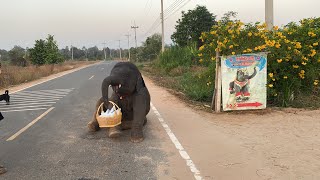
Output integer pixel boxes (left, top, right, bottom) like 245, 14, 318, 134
0, 61, 200, 180
1, 61, 320, 180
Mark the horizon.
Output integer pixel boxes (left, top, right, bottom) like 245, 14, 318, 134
1, 0, 320, 51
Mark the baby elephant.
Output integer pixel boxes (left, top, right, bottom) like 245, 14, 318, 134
88, 62, 150, 143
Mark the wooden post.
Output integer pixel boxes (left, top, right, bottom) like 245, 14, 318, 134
211, 50, 222, 112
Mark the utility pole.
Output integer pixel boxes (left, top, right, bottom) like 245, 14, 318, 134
118, 40, 122, 59
161, 0, 165, 52
265, 0, 274, 30
125, 34, 131, 61
131, 21, 139, 48
71, 45, 74, 60
102, 42, 107, 60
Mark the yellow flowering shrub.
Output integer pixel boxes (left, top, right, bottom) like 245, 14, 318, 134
198, 17, 320, 106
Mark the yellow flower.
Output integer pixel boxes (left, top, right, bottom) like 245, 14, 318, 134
211, 57, 216, 61
273, 26, 279, 30
295, 42, 302, 49
210, 31, 217, 35
293, 65, 299, 68
206, 82, 212, 86
229, 45, 234, 49
254, 33, 259, 36
275, 43, 281, 48
269, 73, 274, 78
288, 32, 293, 35
228, 29, 234, 34
248, 32, 253, 36
247, 48, 252, 52
313, 42, 318, 46
314, 80, 319, 86
308, 32, 316, 37
283, 76, 288, 79
199, 59, 203, 63
198, 53, 203, 57
274, 93, 278, 97
300, 70, 305, 74
302, 62, 307, 65
272, 78, 276, 81
310, 49, 316, 57
277, 59, 283, 63
288, 47, 292, 50
232, 52, 235, 55
268, 84, 274, 88
199, 45, 205, 51
302, 56, 307, 61
243, 50, 247, 53
284, 39, 290, 44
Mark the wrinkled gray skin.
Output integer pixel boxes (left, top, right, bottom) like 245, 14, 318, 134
88, 62, 150, 143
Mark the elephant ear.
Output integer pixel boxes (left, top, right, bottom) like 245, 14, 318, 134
135, 76, 146, 93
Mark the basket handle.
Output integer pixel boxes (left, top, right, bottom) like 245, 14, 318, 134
96, 101, 120, 116
108, 101, 120, 110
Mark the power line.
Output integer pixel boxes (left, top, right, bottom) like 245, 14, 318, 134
165, 0, 192, 20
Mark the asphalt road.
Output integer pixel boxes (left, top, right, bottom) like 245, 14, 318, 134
0, 61, 194, 180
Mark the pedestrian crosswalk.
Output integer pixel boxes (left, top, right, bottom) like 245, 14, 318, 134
0, 88, 74, 113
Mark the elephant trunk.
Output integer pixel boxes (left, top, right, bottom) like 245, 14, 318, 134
101, 76, 122, 106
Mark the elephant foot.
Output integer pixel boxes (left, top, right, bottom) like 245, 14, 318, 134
87, 121, 100, 132
0, 165, 7, 175
130, 128, 144, 143
121, 118, 147, 130
108, 126, 121, 138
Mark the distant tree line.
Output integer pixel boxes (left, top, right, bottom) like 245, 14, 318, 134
0, 34, 125, 66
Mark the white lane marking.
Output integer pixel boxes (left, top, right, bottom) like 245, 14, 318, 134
0, 104, 52, 110
11, 94, 66, 98
8, 99, 60, 103
6, 107, 55, 141
21, 89, 73, 94
1, 108, 48, 113
89, 75, 94, 80
9, 97, 61, 101
0, 102, 56, 107
150, 103, 202, 180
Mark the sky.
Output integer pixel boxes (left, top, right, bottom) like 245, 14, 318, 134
1, 0, 320, 50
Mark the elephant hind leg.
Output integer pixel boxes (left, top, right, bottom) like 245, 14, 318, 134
120, 117, 147, 130
87, 97, 103, 132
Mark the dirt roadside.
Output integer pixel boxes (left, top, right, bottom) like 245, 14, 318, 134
0, 61, 101, 93
143, 74, 320, 180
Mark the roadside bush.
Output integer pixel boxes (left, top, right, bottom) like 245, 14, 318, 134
155, 45, 197, 72
198, 17, 320, 107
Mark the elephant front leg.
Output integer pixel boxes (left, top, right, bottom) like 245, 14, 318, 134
131, 92, 148, 143
87, 97, 103, 132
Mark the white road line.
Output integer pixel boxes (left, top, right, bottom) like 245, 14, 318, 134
6, 107, 55, 141
9, 97, 61, 101
0, 102, 56, 107
11, 94, 66, 98
0, 104, 52, 110
89, 75, 95, 80
1, 108, 48, 113
21, 89, 73, 93
9, 99, 60, 103
150, 103, 202, 180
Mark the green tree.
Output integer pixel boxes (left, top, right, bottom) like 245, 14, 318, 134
171, 5, 216, 47
29, 35, 63, 65
139, 33, 162, 61
8, 46, 27, 66
45, 35, 63, 64
29, 39, 47, 65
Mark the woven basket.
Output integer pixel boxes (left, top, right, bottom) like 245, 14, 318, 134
96, 101, 122, 128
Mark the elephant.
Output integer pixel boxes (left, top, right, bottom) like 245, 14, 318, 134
229, 67, 257, 102
87, 62, 150, 143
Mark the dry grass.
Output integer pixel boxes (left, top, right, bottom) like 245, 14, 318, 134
0, 61, 98, 89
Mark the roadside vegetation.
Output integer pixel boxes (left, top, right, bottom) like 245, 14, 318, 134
137, 6, 320, 108
0, 35, 98, 89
